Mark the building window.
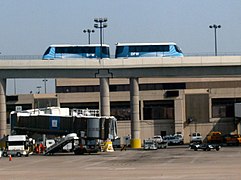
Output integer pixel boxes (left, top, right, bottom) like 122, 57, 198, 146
34, 98, 58, 109
60, 103, 99, 110
110, 102, 131, 120
143, 100, 174, 120
56, 83, 186, 93
212, 98, 240, 118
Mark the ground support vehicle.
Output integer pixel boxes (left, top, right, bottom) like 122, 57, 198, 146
143, 139, 157, 150
45, 133, 79, 155
152, 135, 167, 148
190, 143, 221, 151
207, 131, 223, 144
223, 134, 241, 146
156, 141, 168, 149
2, 135, 35, 157
74, 138, 100, 155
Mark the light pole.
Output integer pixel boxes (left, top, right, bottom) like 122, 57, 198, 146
94, 18, 108, 59
36, 86, 41, 94
42, 79, 48, 94
209, 24, 221, 56
83, 29, 95, 44
13, 78, 16, 94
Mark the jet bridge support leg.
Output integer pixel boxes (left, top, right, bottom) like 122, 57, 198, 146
0, 79, 6, 138
130, 78, 141, 148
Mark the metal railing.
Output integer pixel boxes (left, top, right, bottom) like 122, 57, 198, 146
0, 55, 42, 60
0, 53, 241, 60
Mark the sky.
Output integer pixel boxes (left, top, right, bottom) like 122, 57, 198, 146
1, 0, 241, 95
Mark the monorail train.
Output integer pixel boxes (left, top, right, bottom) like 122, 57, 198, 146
42, 44, 110, 60
115, 42, 184, 58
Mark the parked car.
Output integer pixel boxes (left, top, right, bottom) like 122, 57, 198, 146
163, 135, 182, 145
152, 135, 163, 143
190, 132, 202, 143
190, 143, 221, 151
173, 134, 184, 144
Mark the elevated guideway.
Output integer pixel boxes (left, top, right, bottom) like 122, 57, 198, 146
0, 56, 241, 78
1, 56, 241, 147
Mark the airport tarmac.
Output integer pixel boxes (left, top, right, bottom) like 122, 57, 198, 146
1, 145, 241, 180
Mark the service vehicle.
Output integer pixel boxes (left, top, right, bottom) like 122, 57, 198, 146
207, 131, 223, 144
2, 135, 34, 157
152, 135, 168, 148
143, 139, 157, 150
223, 134, 241, 146
190, 132, 202, 143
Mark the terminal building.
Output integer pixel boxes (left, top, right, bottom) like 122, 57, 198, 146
6, 77, 241, 143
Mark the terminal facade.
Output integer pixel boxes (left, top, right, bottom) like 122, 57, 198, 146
6, 77, 241, 143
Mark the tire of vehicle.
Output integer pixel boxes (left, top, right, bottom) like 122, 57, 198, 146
216, 147, 220, 151
207, 148, 211, 151
3, 152, 7, 157
74, 148, 85, 155
16, 152, 21, 157
194, 148, 197, 151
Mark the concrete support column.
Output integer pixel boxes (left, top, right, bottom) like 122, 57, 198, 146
174, 97, 185, 135
0, 79, 6, 138
130, 78, 141, 148
100, 77, 110, 116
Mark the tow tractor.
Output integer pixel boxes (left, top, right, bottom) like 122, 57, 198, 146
143, 139, 157, 150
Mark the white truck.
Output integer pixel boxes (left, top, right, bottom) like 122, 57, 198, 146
2, 135, 34, 157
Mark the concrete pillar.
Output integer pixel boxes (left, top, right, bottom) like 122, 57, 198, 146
130, 78, 141, 148
174, 97, 185, 135
0, 79, 6, 138
100, 77, 110, 116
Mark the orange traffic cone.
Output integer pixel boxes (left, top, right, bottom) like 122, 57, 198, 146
9, 155, 12, 161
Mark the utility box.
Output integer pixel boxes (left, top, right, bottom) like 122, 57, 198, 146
235, 103, 241, 118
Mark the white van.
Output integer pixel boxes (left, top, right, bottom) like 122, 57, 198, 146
190, 132, 202, 143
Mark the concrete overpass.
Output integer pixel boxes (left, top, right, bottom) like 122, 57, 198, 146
1, 56, 241, 148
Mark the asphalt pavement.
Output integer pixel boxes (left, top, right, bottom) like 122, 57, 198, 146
0, 145, 241, 180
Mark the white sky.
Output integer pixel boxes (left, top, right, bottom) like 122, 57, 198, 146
1, 0, 241, 94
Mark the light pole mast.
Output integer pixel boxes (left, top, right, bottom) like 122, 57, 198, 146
83, 29, 95, 44
209, 24, 221, 56
94, 18, 108, 59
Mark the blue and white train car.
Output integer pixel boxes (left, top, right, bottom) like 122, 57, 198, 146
42, 44, 110, 60
115, 42, 183, 58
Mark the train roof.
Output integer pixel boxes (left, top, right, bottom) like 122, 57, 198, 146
115, 42, 177, 46
48, 44, 110, 48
